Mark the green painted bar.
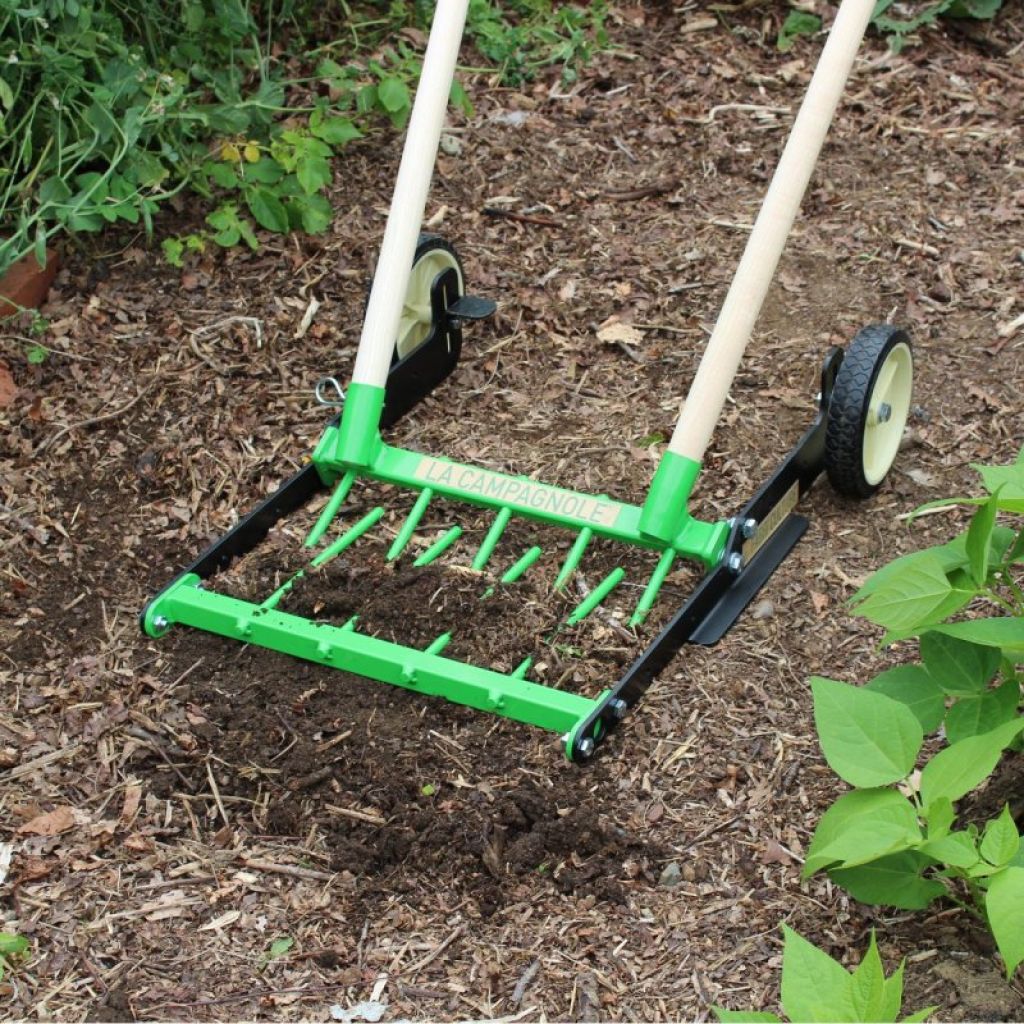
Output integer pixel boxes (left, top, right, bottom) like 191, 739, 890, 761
414, 525, 463, 567
501, 546, 543, 584
387, 487, 433, 561
567, 567, 626, 626
305, 470, 356, 548
425, 632, 452, 656
629, 547, 677, 627
472, 507, 512, 571
146, 576, 598, 735
554, 527, 592, 591
310, 506, 385, 568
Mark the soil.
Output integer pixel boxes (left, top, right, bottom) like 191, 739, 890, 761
2, 3, 1024, 1020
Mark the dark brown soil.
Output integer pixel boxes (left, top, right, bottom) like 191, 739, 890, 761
3, 3, 1024, 1020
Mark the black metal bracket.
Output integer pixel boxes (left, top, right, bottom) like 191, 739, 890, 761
568, 347, 844, 762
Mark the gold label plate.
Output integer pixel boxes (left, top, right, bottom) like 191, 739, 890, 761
741, 481, 799, 563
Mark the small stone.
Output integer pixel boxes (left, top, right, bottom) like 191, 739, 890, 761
439, 133, 462, 156
752, 599, 774, 621
928, 282, 952, 303
659, 861, 682, 887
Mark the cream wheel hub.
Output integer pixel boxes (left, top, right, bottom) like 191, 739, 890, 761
862, 341, 912, 486
396, 249, 463, 359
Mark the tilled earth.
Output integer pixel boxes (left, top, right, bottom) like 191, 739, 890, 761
2, 4, 1024, 1020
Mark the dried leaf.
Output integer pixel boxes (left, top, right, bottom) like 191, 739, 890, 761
0, 363, 16, 410
17, 806, 75, 836
596, 320, 643, 346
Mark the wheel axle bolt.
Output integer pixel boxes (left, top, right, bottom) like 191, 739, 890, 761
727, 552, 744, 574
577, 737, 595, 759
153, 615, 169, 631
877, 402, 892, 423
740, 518, 758, 539
609, 698, 628, 720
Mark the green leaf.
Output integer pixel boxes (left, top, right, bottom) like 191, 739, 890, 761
900, 1007, 938, 1023
981, 806, 1020, 868
851, 553, 953, 633
986, 866, 1024, 977
946, 0, 1002, 17
712, 1010, 782, 1022
881, 961, 905, 1022
0, 934, 28, 956
26, 345, 47, 365
780, 925, 855, 1023
811, 678, 923, 788
162, 237, 185, 267
944, 679, 1019, 745
919, 719, 1024, 807
246, 187, 289, 233
292, 193, 332, 234
267, 936, 293, 960
805, 789, 922, 875
850, 933, 891, 1022
310, 114, 362, 146
296, 153, 331, 195
449, 79, 473, 116
924, 797, 955, 839
926, 618, 1024, 650
830, 852, 946, 910
975, 462, 1024, 504
778, 10, 822, 51
918, 831, 980, 869
920, 633, 1000, 695
421, 783, 436, 796
244, 158, 286, 185
206, 160, 240, 189
377, 76, 411, 113
865, 665, 946, 732
965, 491, 999, 585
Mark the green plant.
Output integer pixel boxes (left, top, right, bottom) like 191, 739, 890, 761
0, 932, 29, 983
777, 10, 821, 51
871, 0, 1003, 51
804, 448, 1024, 977
713, 926, 934, 1023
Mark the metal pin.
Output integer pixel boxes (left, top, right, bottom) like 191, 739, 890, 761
304, 470, 357, 548
553, 527, 592, 591
387, 488, 433, 561
310, 506, 385, 568
567, 567, 626, 626
629, 548, 676, 627
472, 507, 512, 571
414, 525, 463, 567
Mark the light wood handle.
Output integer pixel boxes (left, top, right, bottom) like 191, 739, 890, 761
668, 0, 875, 462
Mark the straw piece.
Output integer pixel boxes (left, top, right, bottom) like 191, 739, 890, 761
304, 470, 356, 548
472, 507, 512, 571
387, 487, 434, 561
554, 527, 593, 591
310, 506, 385, 568
414, 525, 463, 567
629, 547, 676, 627
501, 546, 543, 585
567, 567, 626, 626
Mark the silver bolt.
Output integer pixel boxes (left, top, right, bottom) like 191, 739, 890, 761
153, 615, 169, 630
609, 698, 628, 720
740, 518, 758, 539
577, 737, 595, 759
876, 402, 892, 423
727, 552, 743, 573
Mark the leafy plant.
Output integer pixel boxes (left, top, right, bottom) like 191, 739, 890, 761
777, 10, 821, 52
713, 926, 934, 1023
804, 449, 1024, 977
871, 0, 1003, 51
259, 935, 294, 967
0, 932, 29, 983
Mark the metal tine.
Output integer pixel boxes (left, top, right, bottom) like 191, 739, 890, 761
501, 546, 543, 585
387, 487, 434, 562
553, 527, 592, 591
629, 548, 676, 628
310, 506, 385, 568
414, 525, 463, 567
305, 470, 357, 548
424, 632, 452, 656
566, 566, 626, 626
472, 507, 512, 571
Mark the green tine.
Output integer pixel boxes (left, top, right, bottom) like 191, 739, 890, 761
472, 507, 512, 571
305, 470, 357, 548
511, 657, 532, 680
567, 566, 626, 626
553, 527, 592, 591
260, 571, 304, 611
424, 632, 452, 656
310, 506, 385, 568
341, 615, 359, 631
501, 545, 543, 585
387, 487, 434, 562
629, 547, 676, 628
414, 525, 463, 567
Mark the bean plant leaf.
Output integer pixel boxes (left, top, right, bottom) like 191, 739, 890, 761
851, 553, 953, 633
310, 113, 362, 146
925, 618, 1024, 651
881, 961, 905, 1023
830, 852, 945, 910
811, 678, 923, 788
981, 806, 1020, 868
865, 665, 946, 732
920, 633, 1000, 695
986, 866, 1024, 977
712, 1010, 782, 1022
974, 462, 1024, 513
924, 797, 955, 839
901, 1007, 939, 1023
805, 789, 922, 876
919, 719, 1024, 807
246, 187, 289, 233
849, 932, 889, 1023
779, 925, 854, 1023
918, 831, 980, 869
965, 491, 999, 584
377, 76, 411, 113
944, 678, 1019, 745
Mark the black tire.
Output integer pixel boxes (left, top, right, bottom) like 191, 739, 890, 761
825, 325, 913, 500
391, 234, 464, 363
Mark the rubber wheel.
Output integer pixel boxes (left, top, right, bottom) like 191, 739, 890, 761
394, 234, 464, 361
825, 325, 913, 499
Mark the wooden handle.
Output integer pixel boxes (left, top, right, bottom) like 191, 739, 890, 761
668, 0, 875, 463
